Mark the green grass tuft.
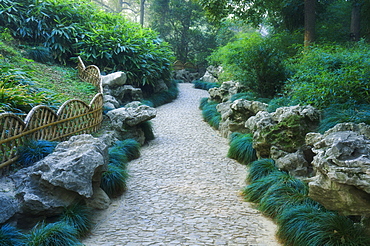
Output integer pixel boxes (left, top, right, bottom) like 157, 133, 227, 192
246, 158, 279, 183
192, 80, 220, 90
276, 204, 370, 246
100, 163, 129, 198
142, 80, 179, 107
201, 100, 221, 129
26, 221, 80, 246
0, 224, 25, 246
199, 97, 209, 110
114, 139, 141, 161
139, 120, 155, 142
59, 203, 92, 238
227, 132, 257, 165
17, 140, 58, 167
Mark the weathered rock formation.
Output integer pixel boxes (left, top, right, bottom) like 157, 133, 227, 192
173, 69, 199, 83
245, 105, 320, 176
106, 101, 156, 145
306, 123, 370, 216
198, 66, 223, 83
209, 81, 244, 102
12, 134, 109, 225
217, 99, 268, 138
102, 71, 143, 109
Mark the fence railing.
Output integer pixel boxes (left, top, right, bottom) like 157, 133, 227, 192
0, 57, 103, 171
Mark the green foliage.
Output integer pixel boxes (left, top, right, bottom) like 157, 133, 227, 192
27, 47, 54, 64
0, 0, 173, 91
209, 32, 289, 98
200, 99, 221, 129
277, 205, 370, 246
60, 203, 92, 238
26, 221, 80, 246
266, 97, 298, 113
227, 132, 257, 165
100, 163, 129, 198
243, 171, 289, 203
142, 80, 179, 107
246, 159, 279, 183
17, 140, 58, 167
0, 224, 25, 246
114, 139, 141, 161
199, 97, 209, 110
193, 80, 220, 90
285, 42, 370, 109
139, 121, 155, 142
319, 103, 370, 133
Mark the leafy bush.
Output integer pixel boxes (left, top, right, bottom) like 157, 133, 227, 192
200, 99, 221, 129
285, 42, 370, 109
319, 103, 370, 133
192, 80, 219, 90
26, 221, 80, 246
209, 32, 290, 98
100, 163, 129, 198
0, 224, 25, 246
227, 132, 257, 165
17, 140, 58, 167
60, 203, 92, 238
0, 0, 174, 91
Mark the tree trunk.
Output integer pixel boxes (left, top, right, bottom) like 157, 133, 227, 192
140, 0, 146, 26
304, 0, 316, 46
350, 1, 361, 41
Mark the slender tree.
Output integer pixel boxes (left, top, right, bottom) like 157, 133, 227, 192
304, 0, 316, 46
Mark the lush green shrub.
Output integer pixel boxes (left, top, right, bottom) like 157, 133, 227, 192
26, 221, 80, 246
227, 132, 257, 165
285, 42, 370, 109
246, 159, 279, 183
100, 163, 129, 198
192, 80, 219, 90
277, 205, 370, 246
319, 103, 370, 133
0, 0, 174, 91
59, 203, 92, 238
209, 32, 290, 98
17, 140, 58, 167
200, 99, 221, 129
0, 224, 25, 246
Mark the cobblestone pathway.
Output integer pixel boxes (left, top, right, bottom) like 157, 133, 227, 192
83, 83, 280, 246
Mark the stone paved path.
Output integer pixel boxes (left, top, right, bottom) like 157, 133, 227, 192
83, 83, 280, 246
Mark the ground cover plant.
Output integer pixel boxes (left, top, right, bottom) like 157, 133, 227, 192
227, 132, 257, 165
17, 140, 58, 167
0, 224, 25, 246
192, 80, 219, 90
59, 203, 92, 238
199, 98, 221, 130
142, 80, 179, 107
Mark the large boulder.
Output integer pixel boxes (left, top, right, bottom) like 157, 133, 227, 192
106, 101, 156, 144
0, 193, 19, 224
217, 99, 268, 138
209, 81, 243, 103
307, 123, 370, 215
13, 134, 108, 218
104, 85, 143, 108
101, 71, 127, 87
198, 66, 223, 83
174, 69, 199, 83
245, 105, 320, 159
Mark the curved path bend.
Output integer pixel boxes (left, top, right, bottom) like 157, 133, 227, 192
83, 83, 280, 246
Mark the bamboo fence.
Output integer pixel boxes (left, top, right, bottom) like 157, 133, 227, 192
0, 57, 103, 171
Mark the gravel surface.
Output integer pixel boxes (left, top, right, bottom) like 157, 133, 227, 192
82, 83, 280, 246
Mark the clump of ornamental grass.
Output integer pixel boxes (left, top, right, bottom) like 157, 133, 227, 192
100, 163, 129, 198
200, 99, 221, 129
276, 204, 370, 246
199, 97, 209, 110
114, 139, 141, 161
138, 120, 155, 142
246, 158, 279, 183
193, 80, 219, 90
227, 132, 257, 165
17, 140, 58, 167
59, 203, 92, 238
0, 224, 25, 246
25, 221, 80, 246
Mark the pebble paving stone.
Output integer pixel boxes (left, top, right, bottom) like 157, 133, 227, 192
83, 83, 280, 246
